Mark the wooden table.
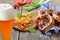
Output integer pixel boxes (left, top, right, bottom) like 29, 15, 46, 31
0, 0, 60, 40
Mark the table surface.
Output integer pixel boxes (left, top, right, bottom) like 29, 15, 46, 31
0, 0, 60, 40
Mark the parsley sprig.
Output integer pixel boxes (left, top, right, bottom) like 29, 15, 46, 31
29, 26, 36, 33
27, 13, 34, 18
16, 13, 22, 18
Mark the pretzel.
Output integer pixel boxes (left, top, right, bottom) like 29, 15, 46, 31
36, 11, 54, 33
52, 11, 60, 22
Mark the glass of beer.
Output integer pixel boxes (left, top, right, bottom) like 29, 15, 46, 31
0, 4, 15, 40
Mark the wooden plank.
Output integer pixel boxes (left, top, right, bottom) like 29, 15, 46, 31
49, 0, 60, 7
57, 32, 60, 40
0, 33, 2, 40
51, 33, 58, 40
12, 29, 19, 40
51, 32, 60, 40
20, 30, 50, 40
50, 32, 60, 40
0, 0, 7, 3
0, 0, 15, 4
6, 0, 15, 4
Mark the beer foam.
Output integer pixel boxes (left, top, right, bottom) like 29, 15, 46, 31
0, 4, 15, 21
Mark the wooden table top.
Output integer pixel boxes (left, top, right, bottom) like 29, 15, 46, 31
0, 0, 60, 40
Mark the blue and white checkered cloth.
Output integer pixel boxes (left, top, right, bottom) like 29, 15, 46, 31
40, 2, 60, 36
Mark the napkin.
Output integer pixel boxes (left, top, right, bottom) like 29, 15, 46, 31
40, 2, 60, 36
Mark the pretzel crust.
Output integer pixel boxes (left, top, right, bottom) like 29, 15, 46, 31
52, 12, 60, 22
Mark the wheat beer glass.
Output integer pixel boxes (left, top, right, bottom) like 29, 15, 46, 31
0, 4, 15, 40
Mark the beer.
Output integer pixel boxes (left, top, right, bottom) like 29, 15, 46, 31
0, 19, 14, 40
0, 4, 15, 40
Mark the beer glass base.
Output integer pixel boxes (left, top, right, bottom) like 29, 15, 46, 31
0, 19, 14, 40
